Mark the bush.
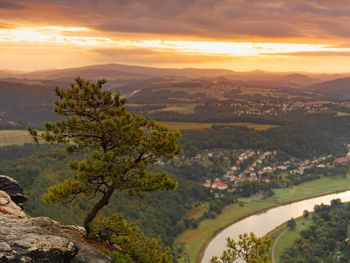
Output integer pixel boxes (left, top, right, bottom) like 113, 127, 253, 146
89, 214, 172, 263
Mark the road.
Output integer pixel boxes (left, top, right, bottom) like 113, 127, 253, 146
271, 228, 287, 263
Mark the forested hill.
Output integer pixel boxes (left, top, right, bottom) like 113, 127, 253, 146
1, 64, 330, 87
0, 81, 58, 126
308, 76, 350, 99
0, 77, 339, 127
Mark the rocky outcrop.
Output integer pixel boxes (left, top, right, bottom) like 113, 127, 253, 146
0, 191, 111, 263
0, 175, 27, 207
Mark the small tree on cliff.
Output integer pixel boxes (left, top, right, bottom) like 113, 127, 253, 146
211, 232, 272, 263
29, 78, 180, 234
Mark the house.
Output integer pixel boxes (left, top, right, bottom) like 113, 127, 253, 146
262, 166, 273, 173
263, 178, 272, 183
334, 156, 350, 164
277, 165, 288, 170
211, 180, 228, 190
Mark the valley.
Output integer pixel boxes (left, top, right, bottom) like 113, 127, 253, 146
176, 176, 350, 262
1, 64, 350, 262
3, 2, 350, 262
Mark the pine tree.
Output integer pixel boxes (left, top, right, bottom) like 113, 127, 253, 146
29, 77, 181, 234
211, 232, 272, 263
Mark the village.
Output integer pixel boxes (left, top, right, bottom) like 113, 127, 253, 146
201, 145, 350, 191
213, 100, 343, 117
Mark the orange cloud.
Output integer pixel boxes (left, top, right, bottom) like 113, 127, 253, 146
0, 0, 350, 41
2, 1, 350, 72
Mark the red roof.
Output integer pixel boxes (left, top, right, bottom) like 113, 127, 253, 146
212, 181, 228, 188
335, 156, 350, 164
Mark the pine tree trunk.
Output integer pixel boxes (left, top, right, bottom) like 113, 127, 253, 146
84, 188, 114, 235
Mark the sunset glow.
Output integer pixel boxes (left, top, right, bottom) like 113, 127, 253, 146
0, 26, 112, 46
1, 1, 350, 72
128, 41, 350, 56
1, 26, 349, 56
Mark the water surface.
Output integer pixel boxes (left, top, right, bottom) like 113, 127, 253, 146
201, 190, 350, 262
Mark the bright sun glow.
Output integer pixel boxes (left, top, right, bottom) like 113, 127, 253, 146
1, 26, 350, 57
0, 26, 112, 46
127, 40, 350, 56
38, 26, 89, 32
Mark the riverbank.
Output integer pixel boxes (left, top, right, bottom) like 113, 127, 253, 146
174, 175, 350, 263
270, 216, 313, 263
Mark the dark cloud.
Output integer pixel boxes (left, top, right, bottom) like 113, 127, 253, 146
3, 0, 350, 40
0, 0, 24, 9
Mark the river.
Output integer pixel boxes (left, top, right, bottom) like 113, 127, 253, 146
201, 190, 350, 262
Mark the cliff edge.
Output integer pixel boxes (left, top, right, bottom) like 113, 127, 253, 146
0, 176, 111, 263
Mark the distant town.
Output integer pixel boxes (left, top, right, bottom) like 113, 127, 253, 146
175, 145, 350, 192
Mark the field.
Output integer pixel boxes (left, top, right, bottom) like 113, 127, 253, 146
337, 111, 350, 116
272, 217, 313, 263
0, 122, 275, 147
0, 130, 33, 145
0, 122, 274, 146
159, 105, 196, 115
161, 122, 278, 131
175, 175, 350, 263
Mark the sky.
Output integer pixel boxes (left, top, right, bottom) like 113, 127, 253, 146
2, 0, 350, 72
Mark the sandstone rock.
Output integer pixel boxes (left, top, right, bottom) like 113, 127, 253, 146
0, 191, 26, 219
0, 191, 111, 263
0, 175, 27, 206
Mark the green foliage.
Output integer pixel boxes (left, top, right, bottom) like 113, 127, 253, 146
89, 214, 172, 263
181, 123, 345, 159
0, 144, 208, 246
211, 232, 272, 263
0, 143, 51, 163
287, 218, 296, 230
235, 181, 274, 198
29, 77, 181, 232
281, 200, 350, 263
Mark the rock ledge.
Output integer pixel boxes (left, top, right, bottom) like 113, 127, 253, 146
0, 191, 110, 263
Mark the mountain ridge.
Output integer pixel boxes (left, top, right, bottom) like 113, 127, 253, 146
0, 63, 345, 88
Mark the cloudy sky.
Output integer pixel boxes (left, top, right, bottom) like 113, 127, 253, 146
2, 0, 350, 72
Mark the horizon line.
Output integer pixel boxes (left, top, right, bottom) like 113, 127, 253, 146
1, 62, 349, 75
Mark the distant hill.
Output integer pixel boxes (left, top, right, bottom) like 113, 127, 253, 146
0, 63, 339, 87
0, 64, 347, 126
0, 81, 57, 126
308, 76, 350, 99
224, 73, 322, 88
0, 70, 20, 78
0, 80, 55, 108
277, 73, 321, 87
16, 64, 234, 81
0, 72, 337, 126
